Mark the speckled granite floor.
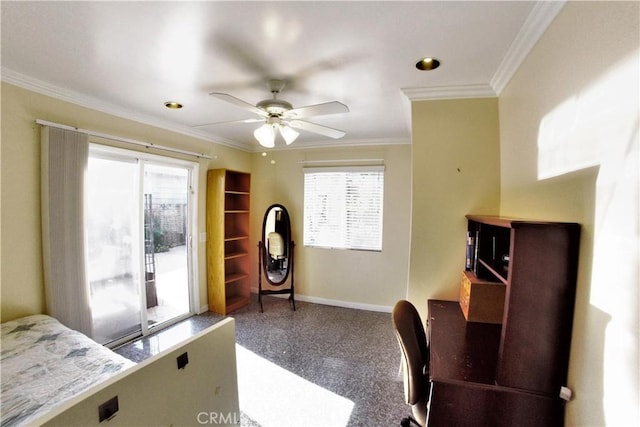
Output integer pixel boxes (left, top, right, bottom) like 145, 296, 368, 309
114, 295, 409, 426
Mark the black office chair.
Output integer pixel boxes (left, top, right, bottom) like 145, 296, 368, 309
392, 300, 430, 427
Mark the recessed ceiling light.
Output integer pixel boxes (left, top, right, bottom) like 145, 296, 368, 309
164, 101, 183, 109
416, 57, 441, 71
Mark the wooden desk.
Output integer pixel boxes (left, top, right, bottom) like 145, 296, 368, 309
426, 300, 565, 427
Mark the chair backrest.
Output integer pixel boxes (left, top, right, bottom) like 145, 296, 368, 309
268, 232, 285, 258
392, 300, 429, 406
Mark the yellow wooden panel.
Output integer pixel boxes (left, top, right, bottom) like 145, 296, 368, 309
207, 169, 227, 314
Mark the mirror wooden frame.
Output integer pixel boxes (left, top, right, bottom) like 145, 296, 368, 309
257, 204, 295, 312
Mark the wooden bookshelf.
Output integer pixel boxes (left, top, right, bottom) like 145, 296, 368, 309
206, 169, 251, 315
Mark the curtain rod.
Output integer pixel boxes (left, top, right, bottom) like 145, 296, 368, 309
35, 119, 212, 159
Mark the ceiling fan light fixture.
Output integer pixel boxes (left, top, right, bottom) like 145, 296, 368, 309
254, 123, 276, 148
279, 125, 299, 145
416, 57, 441, 71
208, 80, 348, 146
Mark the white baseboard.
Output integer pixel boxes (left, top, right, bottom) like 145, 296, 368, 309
250, 288, 392, 313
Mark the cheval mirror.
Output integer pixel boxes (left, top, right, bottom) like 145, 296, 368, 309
258, 204, 295, 312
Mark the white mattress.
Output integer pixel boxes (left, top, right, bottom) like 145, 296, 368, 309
0, 314, 134, 426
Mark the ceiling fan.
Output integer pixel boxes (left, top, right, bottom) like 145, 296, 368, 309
199, 79, 349, 148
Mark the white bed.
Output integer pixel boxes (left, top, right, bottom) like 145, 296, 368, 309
1, 314, 239, 426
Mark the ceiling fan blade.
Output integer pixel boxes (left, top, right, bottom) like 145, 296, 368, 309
288, 120, 346, 139
194, 118, 263, 128
209, 92, 267, 117
284, 101, 349, 119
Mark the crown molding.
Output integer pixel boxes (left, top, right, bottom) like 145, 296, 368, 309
491, 0, 566, 94
2, 67, 409, 152
3, 0, 565, 152
401, 84, 496, 102
256, 136, 411, 152
1, 67, 250, 152
2, 67, 410, 152
402, 1, 566, 102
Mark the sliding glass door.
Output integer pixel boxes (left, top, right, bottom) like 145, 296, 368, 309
86, 155, 142, 344
86, 146, 197, 346
143, 164, 191, 327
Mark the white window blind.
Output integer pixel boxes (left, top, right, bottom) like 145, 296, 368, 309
303, 166, 384, 251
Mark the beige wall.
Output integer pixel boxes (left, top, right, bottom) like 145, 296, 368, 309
0, 82, 411, 320
498, 2, 639, 426
408, 97, 501, 314
250, 144, 412, 309
0, 82, 251, 322
3, 3, 638, 422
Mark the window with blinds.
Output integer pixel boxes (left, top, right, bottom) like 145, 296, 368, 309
303, 166, 384, 251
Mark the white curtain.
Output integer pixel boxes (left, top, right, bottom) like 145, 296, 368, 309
41, 126, 93, 337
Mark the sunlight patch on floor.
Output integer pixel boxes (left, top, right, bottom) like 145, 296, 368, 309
236, 344, 354, 427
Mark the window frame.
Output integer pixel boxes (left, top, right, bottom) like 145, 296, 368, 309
303, 165, 384, 252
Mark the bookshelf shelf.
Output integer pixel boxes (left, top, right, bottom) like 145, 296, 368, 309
206, 169, 251, 315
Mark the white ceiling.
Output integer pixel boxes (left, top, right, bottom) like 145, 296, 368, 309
1, 1, 564, 152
